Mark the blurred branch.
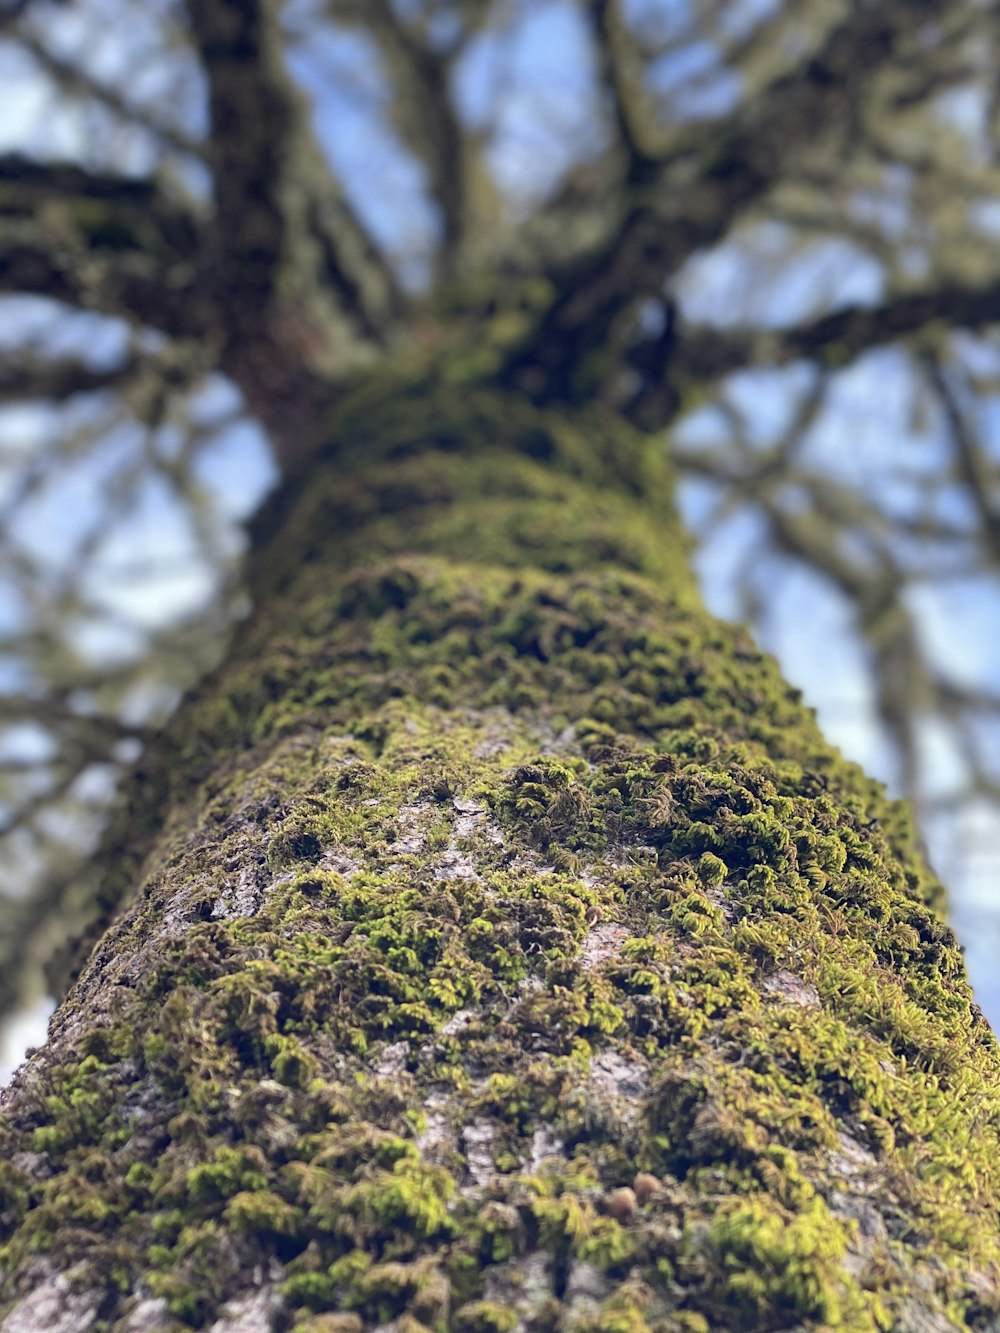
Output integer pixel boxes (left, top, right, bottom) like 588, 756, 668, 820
0, 0, 41, 25
0, 767, 82, 839
0, 867, 81, 1020
184, 0, 299, 315
15, 30, 204, 159
0, 153, 207, 335
0, 355, 142, 404
922, 353, 1000, 566
344, 0, 475, 282
287, 132, 406, 346
673, 397, 927, 797
505, 0, 948, 407
672, 280, 1000, 382
188, 0, 402, 337
183, 0, 404, 453
0, 696, 142, 747
0, 152, 199, 234
587, 0, 662, 183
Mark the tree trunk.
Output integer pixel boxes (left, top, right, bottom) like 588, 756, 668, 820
1, 368, 998, 1333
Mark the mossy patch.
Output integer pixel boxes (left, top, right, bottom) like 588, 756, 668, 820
2, 377, 997, 1332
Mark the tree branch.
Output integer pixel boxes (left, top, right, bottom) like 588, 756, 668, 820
358, 0, 473, 282
505, 0, 948, 404
0, 151, 201, 237
673, 280, 1000, 383
587, 0, 663, 183
286, 132, 406, 346
186, 0, 398, 327
181, 0, 405, 455
0, 355, 143, 404
0, 153, 208, 335
184, 0, 297, 313
16, 30, 204, 159
923, 353, 1000, 567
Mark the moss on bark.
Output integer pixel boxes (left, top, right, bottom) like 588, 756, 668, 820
1, 371, 998, 1333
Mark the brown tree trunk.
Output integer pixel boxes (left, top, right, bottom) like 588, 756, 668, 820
1, 368, 998, 1333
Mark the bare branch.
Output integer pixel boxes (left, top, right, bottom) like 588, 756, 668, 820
0, 355, 142, 404
187, 0, 399, 330
183, 0, 298, 314
672, 280, 1000, 383
180, 0, 407, 456
0, 153, 207, 335
923, 353, 1000, 567
16, 30, 204, 159
354, 0, 474, 282
0, 152, 179, 207
0, 0, 38, 26
587, 0, 662, 183
671, 378, 936, 800
505, 0, 949, 405
286, 132, 407, 345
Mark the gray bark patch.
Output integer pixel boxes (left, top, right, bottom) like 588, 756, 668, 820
588, 1049, 650, 1128
371, 1040, 409, 1077
762, 969, 820, 1007
1, 1276, 99, 1333
579, 923, 629, 969
206, 1286, 281, 1332
462, 1117, 498, 1186
121, 1297, 171, 1331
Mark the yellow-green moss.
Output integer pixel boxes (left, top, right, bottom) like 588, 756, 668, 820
1, 375, 997, 1333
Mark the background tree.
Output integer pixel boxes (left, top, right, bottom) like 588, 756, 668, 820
2, 1, 1000, 1329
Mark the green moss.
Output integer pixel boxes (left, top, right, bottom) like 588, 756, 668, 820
292, 1316, 364, 1333
696, 852, 728, 887
2, 375, 996, 1333
453, 1300, 520, 1333
358, 1159, 456, 1239
224, 1190, 302, 1237
282, 1271, 340, 1310
702, 1195, 887, 1330
186, 1147, 269, 1203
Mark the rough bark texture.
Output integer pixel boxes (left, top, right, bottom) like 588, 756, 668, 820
1, 368, 999, 1333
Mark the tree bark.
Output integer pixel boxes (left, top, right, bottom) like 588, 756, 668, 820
1, 367, 998, 1333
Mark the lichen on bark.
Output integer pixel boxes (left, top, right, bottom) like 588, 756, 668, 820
1, 369, 998, 1333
